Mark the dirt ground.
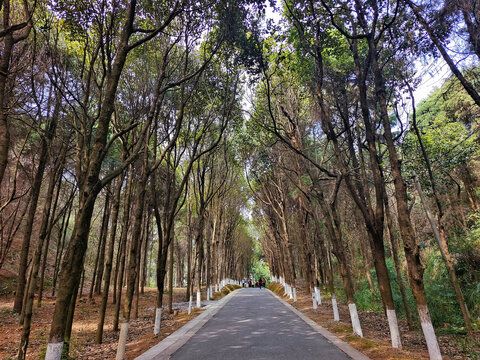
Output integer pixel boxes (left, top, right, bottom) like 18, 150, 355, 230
1, 279, 478, 360
270, 282, 480, 360
0, 286, 205, 360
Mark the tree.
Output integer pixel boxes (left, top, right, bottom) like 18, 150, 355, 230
45, 1, 184, 358
0, 0, 34, 187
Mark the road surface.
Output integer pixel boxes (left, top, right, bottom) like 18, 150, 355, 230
170, 288, 352, 360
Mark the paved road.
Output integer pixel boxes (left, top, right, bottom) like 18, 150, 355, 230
170, 288, 351, 360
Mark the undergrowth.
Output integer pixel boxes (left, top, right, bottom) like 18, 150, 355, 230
267, 282, 285, 297
212, 284, 242, 300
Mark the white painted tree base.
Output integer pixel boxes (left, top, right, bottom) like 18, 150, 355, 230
45, 341, 63, 360
387, 309, 402, 349
418, 305, 442, 360
348, 303, 363, 337
316, 287, 321, 305
312, 292, 318, 310
154, 308, 162, 335
196, 291, 201, 308
188, 296, 193, 315
332, 295, 340, 321
293, 288, 297, 302
116, 321, 129, 360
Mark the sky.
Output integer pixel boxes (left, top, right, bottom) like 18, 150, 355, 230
413, 59, 451, 102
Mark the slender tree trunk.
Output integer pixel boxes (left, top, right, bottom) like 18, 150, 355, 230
459, 165, 479, 211
49, 192, 73, 300
113, 169, 133, 331
141, 210, 151, 294
0, 1, 32, 186
79, 266, 85, 299
133, 234, 142, 319
112, 229, 122, 305
205, 222, 211, 299
113, 235, 127, 332
168, 234, 174, 313
38, 159, 68, 306
371, 49, 442, 358
95, 189, 111, 295
13, 118, 57, 313
186, 204, 192, 301
95, 172, 124, 343
89, 191, 111, 299
384, 194, 414, 330
133, 205, 147, 319
34, 144, 67, 309
359, 234, 375, 293
63, 264, 82, 358
45, 3, 146, 356
0, 30, 12, 186
195, 222, 205, 307
316, 187, 362, 335
17, 143, 65, 358
116, 142, 150, 359
414, 174, 472, 335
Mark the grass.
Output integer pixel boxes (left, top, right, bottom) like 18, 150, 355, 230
333, 323, 352, 333
211, 284, 242, 300
344, 335, 377, 349
220, 284, 241, 295
267, 282, 285, 296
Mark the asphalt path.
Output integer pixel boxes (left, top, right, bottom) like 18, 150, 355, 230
170, 288, 352, 360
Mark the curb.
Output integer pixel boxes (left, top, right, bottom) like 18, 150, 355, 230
135, 289, 241, 360
267, 289, 371, 360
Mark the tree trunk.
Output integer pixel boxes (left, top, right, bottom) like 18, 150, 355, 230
113, 168, 133, 332
195, 219, 205, 307
45, 2, 143, 356
63, 264, 82, 358
414, 174, 473, 335
38, 147, 68, 306
0, 1, 32, 186
371, 48, 442, 359
316, 186, 363, 336
96, 173, 124, 344
49, 193, 73, 300
205, 222, 211, 300
89, 191, 111, 299
13, 120, 56, 313
133, 219, 144, 319
79, 266, 85, 299
186, 204, 192, 301
141, 210, 151, 294
17, 141, 65, 358
168, 234, 174, 313
95, 189, 112, 295
384, 194, 414, 330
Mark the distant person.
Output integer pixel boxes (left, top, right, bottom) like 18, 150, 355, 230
248, 279, 252, 288
258, 277, 263, 289
242, 279, 245, 287
262, 279, 266, 288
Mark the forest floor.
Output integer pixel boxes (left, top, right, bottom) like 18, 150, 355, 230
0, 284, 210, 360
269, 281, 480, 360
1, 277, 478, 360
